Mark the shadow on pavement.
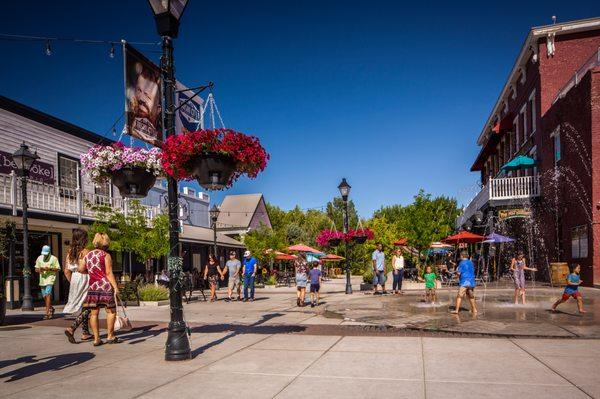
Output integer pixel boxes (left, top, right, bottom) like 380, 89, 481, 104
118, 324, 167, 345
191, 312, 305, 359
0, 352, 95, 382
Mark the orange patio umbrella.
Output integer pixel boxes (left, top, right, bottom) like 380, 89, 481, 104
393, 238, 408, 246
320, 253, 345, 261
287, 244, 324, 254
275, 253, 297, 261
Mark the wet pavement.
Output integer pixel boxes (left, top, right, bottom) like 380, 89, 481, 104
323, 287, 600, 338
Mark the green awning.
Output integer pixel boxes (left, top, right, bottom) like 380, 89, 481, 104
501, 155, 536, 171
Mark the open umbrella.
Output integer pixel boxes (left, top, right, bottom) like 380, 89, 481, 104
430, 241, 453, 249
501, 155, 536, 171
287, 244, 324, 254
393, 238, 408, 246
442, 231, 485, 244
483, 233, 515, 243
320, 253, 345, 261
275, 253, 297, 261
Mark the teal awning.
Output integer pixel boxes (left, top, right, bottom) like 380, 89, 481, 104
501, 155, 536, 171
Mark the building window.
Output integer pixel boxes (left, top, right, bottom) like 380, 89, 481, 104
529, 90, 536, 135
553, 131, 561, 164
520, 104, 527, 142
571, 225, 588, 259
513, 116, 520, 149
58, 155, 79, 198
94, 181, 111, 205
529, 146, 537, 177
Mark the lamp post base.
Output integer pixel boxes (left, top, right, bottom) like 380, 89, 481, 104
165, 320, 191, 361
345, 283, 353, 295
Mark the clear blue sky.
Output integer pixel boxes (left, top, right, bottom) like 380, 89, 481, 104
1, 1, 599, 217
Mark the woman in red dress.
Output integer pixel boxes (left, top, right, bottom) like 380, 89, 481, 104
78, 233, 120, 346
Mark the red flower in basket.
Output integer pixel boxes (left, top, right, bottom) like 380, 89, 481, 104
346, 228, 374, 244
316, 230, 345, 247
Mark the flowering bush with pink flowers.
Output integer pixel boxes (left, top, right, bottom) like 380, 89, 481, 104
81, 142, 162, 184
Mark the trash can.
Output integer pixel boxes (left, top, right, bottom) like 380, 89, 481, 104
550, 262, 569, 286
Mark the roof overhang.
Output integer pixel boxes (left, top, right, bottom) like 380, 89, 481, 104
476, 17, 600, 147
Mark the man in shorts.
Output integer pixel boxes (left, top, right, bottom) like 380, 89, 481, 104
35, 245, 60, 319
372, 243, 386, 294
451, 250, 477, 314
309, 262, 322, 307
224, 251, 241, 301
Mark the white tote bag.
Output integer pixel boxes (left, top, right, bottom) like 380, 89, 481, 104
114, 294, 133, 332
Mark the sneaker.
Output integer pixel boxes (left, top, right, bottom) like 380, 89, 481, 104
311, 302, 315, 308
297, 298, 301, 306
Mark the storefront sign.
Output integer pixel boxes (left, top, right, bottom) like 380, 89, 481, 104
0, 150, 55, 184
498, 208, 531, 220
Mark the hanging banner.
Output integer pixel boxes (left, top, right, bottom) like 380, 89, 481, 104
175, 82, 203, 135
124, 43, 163, 146
498, 209, 531, 220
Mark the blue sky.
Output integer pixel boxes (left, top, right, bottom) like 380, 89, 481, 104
1, 1, 599, 217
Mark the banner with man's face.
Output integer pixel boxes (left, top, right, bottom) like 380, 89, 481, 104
124, 44, 163, 146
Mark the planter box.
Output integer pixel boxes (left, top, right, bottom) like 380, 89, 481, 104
140, 300, 170, 307
360, 283, 373, 291
123, 300, 140, 307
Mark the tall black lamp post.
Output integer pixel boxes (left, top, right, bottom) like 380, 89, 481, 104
209, 205, 220, 260
13, 142, 39, 311
148, 0, 191, 361
338, 178, 352, 294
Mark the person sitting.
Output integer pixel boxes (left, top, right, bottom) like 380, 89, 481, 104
158, 269, 170, 287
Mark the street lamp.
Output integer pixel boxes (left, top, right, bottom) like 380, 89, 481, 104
12, 142, 39, 311
337, 178, 352, 294
209, 205, 220, 262
148, 0, 191, 361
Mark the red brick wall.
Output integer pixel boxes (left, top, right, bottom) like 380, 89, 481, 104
590, 68, 600, 286
538, 68, 598, 285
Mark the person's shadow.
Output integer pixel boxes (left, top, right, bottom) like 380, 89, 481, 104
0, 352, 95, 382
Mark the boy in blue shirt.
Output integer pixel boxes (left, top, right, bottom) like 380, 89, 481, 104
242, 250, 257, 302
551, 264, 586, 314
309, 262, 322, 307
450, 250, 477, 314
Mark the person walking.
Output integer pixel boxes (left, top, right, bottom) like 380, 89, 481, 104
294, 253, 309, 306
34, 245, 61, 319
224, 251, 242, 301
391, 248, 405, 294
451, 250, 477, 315
510, 250, 537, 304
308, 262, 322, 307
242, 250, 257, 302
203, 253, 221, 302
63, 228, 92, 344
78, 233, 120, 346
372, 243, 386, 295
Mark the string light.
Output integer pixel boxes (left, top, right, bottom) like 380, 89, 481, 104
45, 40, 52, 56
109, 43, 115, 58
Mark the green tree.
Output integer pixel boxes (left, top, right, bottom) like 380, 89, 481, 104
244, 224, 286, 264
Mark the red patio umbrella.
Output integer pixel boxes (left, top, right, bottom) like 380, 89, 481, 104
275, 253, 297, 261
393, 238, 408, 246
287, 244, 324, 254
442, 231, 485, 244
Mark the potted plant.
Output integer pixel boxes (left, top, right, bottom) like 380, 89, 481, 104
81, 143, 162, 198
347, 227, 374, 244
161, 128, 269, 190
360, 269, 374, 291
316, 229, 345, 248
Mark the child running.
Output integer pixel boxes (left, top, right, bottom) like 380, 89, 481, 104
551, 264, 586, 314
423, 265, 437, 304
451, 250, 477, 314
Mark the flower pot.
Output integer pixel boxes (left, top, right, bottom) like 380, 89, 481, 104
190, 153, 237, 190
360, 283, 373, 291
328, 238, 342, 247
110, 167, 156, 198
352, 235, 368, 244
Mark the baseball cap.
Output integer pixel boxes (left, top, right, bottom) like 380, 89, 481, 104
244, 250, 251, 257
41, 245, 51, 255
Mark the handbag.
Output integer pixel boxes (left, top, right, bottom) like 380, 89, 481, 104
114, 294, 133, 332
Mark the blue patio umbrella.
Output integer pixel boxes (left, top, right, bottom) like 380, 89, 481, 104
483, 233, 515, 243
501, 155, 536, 171
425, 248, 451, 255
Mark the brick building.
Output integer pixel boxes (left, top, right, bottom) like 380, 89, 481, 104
456, 17, 600, 286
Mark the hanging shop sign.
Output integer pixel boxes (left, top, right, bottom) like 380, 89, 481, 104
124, 43, 163, 146
0, 150, 55, 184
175, 81, 203, 135
498, 208, 531, 220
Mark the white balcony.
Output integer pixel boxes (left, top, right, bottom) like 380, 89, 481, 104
0, 172, 160, 224
456, 175, 540, 228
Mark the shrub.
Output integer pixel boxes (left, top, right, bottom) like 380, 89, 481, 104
362, 269, 373, 284
138, 284, 169, 301
264, 275, 277, 286
119, 281, 140, 303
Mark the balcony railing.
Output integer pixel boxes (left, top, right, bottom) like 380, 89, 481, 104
0, 172, 160, 224
456, 175, 540, 228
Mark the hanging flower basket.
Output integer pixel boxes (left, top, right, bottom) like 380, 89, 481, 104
316, 229, 345, 248
81, 143, 162, 198
161, 129, 269, 190
347, 227, 374, 245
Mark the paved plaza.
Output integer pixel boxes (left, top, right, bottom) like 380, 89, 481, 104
1, 280, 600, 398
